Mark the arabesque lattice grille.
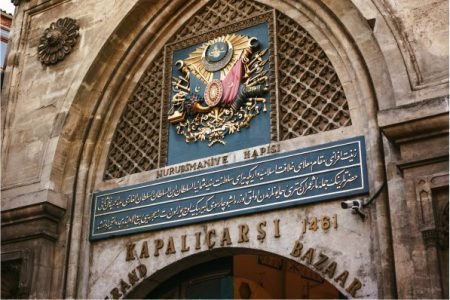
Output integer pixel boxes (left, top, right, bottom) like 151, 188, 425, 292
103, 53, 164, 180
171, 0, 269, 42
103, 0, 269, 180
103, 0, 352, 180
276, 13, 351, 140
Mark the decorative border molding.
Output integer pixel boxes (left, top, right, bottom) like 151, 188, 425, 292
415, 172, 449, 249
91, 136, 368, 240
1, 248, 33, 298
372, 0, 448, 91
1, 202, 65, 243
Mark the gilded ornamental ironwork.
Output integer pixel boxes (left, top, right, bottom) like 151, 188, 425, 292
167, 33, 269, 146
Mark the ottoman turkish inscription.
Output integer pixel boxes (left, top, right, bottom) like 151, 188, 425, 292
90, 136, 369, 240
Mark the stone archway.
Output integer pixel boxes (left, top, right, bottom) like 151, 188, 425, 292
46, 0, 397, 298
126, 248, 347, 299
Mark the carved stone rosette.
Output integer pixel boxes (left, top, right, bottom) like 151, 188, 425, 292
38, 17, 79, 65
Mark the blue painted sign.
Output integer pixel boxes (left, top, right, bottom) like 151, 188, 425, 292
90, 136, 369, 240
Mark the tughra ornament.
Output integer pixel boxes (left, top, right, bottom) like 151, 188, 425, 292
168, 34, 269, 146
38, 17, 79, 65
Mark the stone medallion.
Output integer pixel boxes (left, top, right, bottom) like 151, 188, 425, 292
204, 79, 224, 107
38, 17, 79, 65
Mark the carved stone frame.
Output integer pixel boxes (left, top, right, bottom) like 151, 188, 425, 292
1, 249, 33, 299
415, 172, 449, 247
415, 172, 449, 298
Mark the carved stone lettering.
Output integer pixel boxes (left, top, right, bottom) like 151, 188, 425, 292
125, 243, 135, 261
181, 235, 190, 252
300, 247, 315, 265
273, 219, 281, 238
238, 224, 250, 243
154, 239, 164, 256
290, 240, 304, 257
139, 241, 149, 258
137, 264, 147, 278
110, 288, 121, 299
346, 278, 363, 297
206, 229, 216, 249
165, 237, 176, 255
257, 221, 266, 242
335, 270, 349, 287
313, 253, 329, 271
221, 227, 232, 246
195, 232, 202, 250
127, 270, 139, 286
323, 262, 337, 279
119, 279, 131, 295
116, 231, 367, 299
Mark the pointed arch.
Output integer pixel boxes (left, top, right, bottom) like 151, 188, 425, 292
102, 0, 354, 179
126, 248, 348, 299
48, 0, 396, 298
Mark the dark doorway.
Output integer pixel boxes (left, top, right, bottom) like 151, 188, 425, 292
147, 256, 233, 299
145, 254, 345, 299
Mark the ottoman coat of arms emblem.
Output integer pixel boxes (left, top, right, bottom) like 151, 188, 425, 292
168, 33, 269, 146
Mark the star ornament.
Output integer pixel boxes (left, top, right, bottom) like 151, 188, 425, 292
168, 32, 269, 147
184, 34, 252, 83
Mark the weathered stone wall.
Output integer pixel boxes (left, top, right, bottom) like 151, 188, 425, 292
361, 0, 449, 298
91, 205, 378, 299
1, 0, 139, 297
352, 0, 448, 105
1, 0, 137, 207
1, 0, 448, 299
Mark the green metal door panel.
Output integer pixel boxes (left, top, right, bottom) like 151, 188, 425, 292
185, 275, 233, 299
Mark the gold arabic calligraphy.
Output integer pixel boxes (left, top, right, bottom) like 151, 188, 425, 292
94, 148, 361, 232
